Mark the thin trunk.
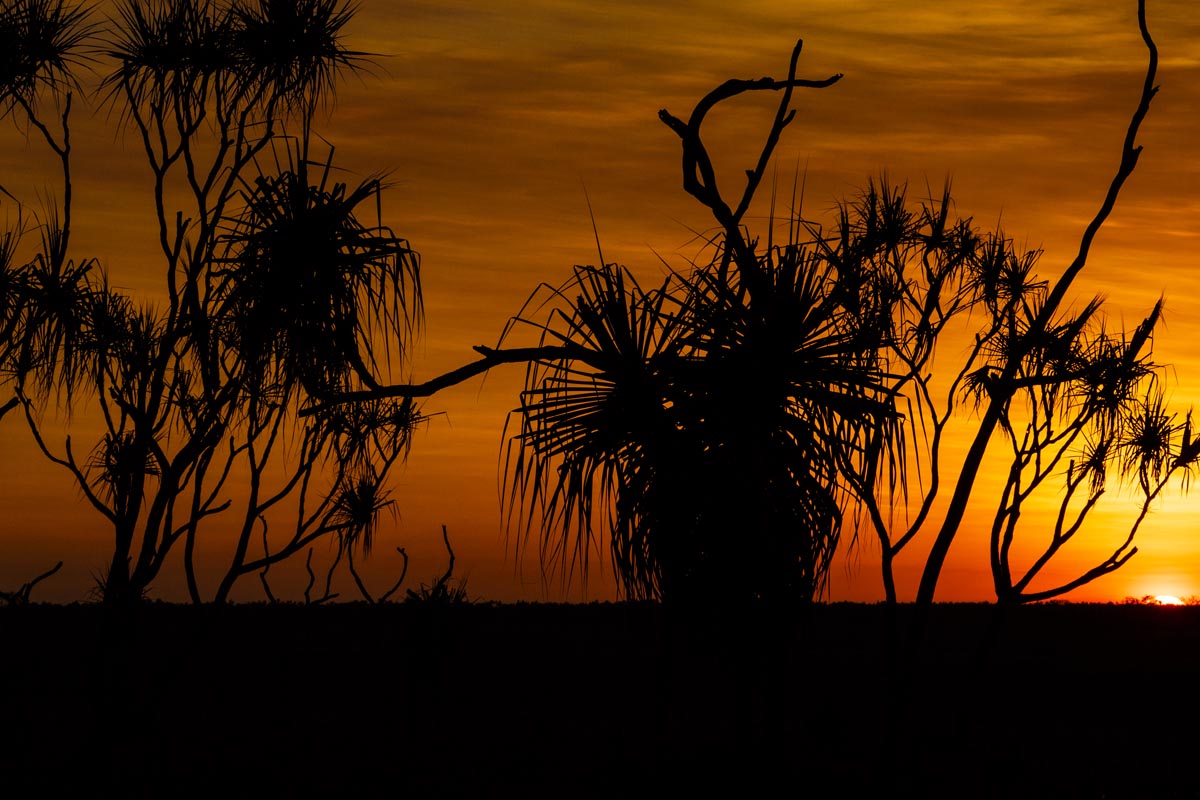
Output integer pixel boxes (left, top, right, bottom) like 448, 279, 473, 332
881, 547, 897, 605
915, 0, 1157, 610
105, 520, 135, 605
915, 401, 1003, 606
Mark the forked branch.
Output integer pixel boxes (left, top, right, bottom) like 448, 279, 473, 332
658, 38, 841, 290
657, 39, 842, 232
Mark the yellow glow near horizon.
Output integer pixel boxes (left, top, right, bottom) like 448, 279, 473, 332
1154, 595, 1185, 606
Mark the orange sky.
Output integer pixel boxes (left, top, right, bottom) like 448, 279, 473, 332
1, 0, 1198, 603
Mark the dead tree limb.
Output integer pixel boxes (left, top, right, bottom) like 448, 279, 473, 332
348, 545, 411, 603
0, 561, 64, 606
658, 38, 841, 289
378, 547, 410, 603
406, 525, 466, 603
303, 547, 338, 605
299, 344, 595, 416
437, 524, 455, 588
347, 547, 373, 603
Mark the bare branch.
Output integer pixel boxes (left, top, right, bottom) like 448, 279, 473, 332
347, 547, 373, 604
658, 38, 841, 230
378, 547, 410, 603
0, 561, 64, 606
299, 344, 594, 416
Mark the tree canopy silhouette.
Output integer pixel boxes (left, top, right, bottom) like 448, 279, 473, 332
318, 0, 1198, 609
0, 0, 422, 604
2, 0, 1190, 608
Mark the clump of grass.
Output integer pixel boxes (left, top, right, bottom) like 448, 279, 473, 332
405, 525, 470, 605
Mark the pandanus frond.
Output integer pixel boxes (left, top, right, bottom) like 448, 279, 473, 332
966, 233, 1047, 317
310, 397, 422, 559
9, 248, 163, 412
215, 144, 421, 397
504, 214, 907, 603
103, 0, 235, 111
12, 254, 104, 401
319, 395, 423, 471
87, 430, 158, 506
504, 262, 684, 596
1118, 387, 1177, 492
673, 232, 902, 600
0, 0, 94, 116
329, 471, 393, 557
0, 225, 28, 363
104, 0, 363, 118
230, 0, 365, 116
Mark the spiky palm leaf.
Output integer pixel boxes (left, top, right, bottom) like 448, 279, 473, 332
0, 0, 93, 116
88, 430, 159, 507
103, 0, 235, 112
1117, 387, 1176, 492
506, 218, 907, 604
329, 471, 393, 556
319, 395, 423, 470
0, 225, 28, 367
215, 145, 420, 398
504, 262, 686, 597
104, 0, 363, 120
12, 254, 105, 400
667, 235, 902, 602
230, 0, 364, 116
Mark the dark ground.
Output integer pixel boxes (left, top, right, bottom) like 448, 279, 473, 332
2, 602, 1199, 798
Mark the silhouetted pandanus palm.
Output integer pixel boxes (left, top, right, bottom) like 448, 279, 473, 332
304, 2, 1191, 609
0, 0, 424, 604
493, 44, 903, 606
206, 140, 423, 601
499, 16, 1190, 608
503, 209, 906, 605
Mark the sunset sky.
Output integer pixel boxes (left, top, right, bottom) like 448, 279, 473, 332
1, 0, 1198, 604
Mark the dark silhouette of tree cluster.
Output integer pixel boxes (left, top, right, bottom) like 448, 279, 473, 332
327, 0, 1198, 608
0, 0, 422, 604
0, 0, 1190, 610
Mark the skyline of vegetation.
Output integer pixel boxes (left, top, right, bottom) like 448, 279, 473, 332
2, 0, 1200, 604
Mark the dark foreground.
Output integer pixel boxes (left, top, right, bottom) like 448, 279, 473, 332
2, 602, 1199, 798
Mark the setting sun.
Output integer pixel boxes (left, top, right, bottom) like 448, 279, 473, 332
1154, 595, 1186, 606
